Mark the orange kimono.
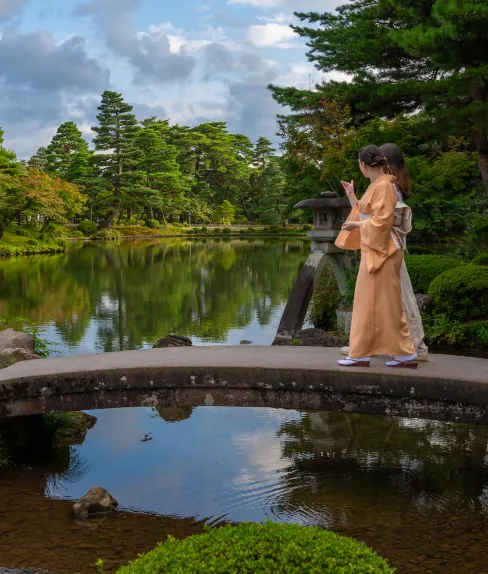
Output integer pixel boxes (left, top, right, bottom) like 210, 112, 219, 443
335, 174, 415, 358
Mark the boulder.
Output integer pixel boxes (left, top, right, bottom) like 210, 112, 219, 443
73, 487, 118, 518
0, 329, 40, 368
153, 334, 192, 348
296, 328, 345, 347
415, 293, 430, 313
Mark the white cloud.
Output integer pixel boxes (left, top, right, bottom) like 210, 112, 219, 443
247, 22, 296, 48
229, 0, 343, 10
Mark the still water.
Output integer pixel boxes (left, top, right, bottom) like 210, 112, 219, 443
1, 407, 488, 573
0, 238, 309, 353
1, 240, 487, 574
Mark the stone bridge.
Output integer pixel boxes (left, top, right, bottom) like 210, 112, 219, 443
0, 347, 487, 424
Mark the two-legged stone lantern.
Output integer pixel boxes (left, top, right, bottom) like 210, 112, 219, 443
275, 191, 351, 342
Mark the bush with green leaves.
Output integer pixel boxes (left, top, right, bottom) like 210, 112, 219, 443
114, 522, 394, 574
309, 263, 341, 330
78, 219, 98, 237
458, 212, 488, 260
404, 255, 463, 294
222, 227, 232, 235
96, 229, 121, 241
145, 219, 160, 229
428, 265, 488, 323
70, 230, 84, 239
473, 253, 488, 266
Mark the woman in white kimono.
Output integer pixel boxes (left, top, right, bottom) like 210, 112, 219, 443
340, 143, 428, 361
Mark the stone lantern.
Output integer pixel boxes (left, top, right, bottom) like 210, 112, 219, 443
275, 190, 352, 342
294, 191, 350, 253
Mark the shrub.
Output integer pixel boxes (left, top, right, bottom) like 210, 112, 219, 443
70, 230, 84, 239
407, 246, 435, 255
222, 227, 232, 235
14, 228, 31, 237
78, 219, 98, 237
115, 522, 394, 574
26, 239, 39, 247
309, 263, 341, 330
302, 223, 313, 231
424, 314, 488, 348
428, 265, 488, 322
145, 219, 160, 229
458, 211, 488, 259
96, 229, 121, 241
404, 255, 463, 294
473, 253, 488, 266
201, 226, 209, 234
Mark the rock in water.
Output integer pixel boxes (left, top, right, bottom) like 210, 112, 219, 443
153, 334, 192, 348
296, 328, 345, 347
73, 487, 118, 518
0, 329, 41, 368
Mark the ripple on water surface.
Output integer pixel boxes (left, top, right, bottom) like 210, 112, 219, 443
2, 406, 488, 573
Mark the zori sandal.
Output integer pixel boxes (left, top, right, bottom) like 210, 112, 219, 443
338, 357, 371, 367
386, 354, 418, 369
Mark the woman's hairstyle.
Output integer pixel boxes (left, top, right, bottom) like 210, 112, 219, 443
380, 143, 412, 198
358, 145, 388, 168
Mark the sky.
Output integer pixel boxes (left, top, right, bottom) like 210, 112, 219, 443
0, 0, 344, 158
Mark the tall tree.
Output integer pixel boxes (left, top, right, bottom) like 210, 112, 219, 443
91, 91, 141, 227
0, 127, 23, 176
45, 122, 90, 180
28, 147, 48, 171
134, 119, 189, 221
270, 0, 488, 194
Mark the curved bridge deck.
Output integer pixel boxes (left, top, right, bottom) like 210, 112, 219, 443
0, 347, 487, 424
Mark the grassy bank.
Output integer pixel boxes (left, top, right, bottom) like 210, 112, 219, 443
0, 224, 310, 256
0, 232, 65, 257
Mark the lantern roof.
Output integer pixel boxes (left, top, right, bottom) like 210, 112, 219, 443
294, 191, 350, 210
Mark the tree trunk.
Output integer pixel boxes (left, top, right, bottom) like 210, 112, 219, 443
101, 209, 119, 229
477, 148, 488, 197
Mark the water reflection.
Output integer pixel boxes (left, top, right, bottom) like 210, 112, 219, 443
0, 239, 308, 354
2, 407, 488, 573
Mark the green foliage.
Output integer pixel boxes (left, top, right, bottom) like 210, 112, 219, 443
424, 314, 488, 349
309, 263, 341, 330
0, 317, 56, 357
405, 255, 463, 294
44, 122, 90, 181
115, 522, 394, 574
96, 228, 121, 241
0, 437, 13, 471
145, 219, 160, 229
42, 411, 86, 442
0, 232, 64, 256
214, 200, 236, 225
340, 265, 359, 310
473, 253, 488, 266
407, 246, 435, 256
70, 230, 84, 239
78, 219, 98, 237
222, 227, 232, 235
428, 265, 488, 322
457, 212, 488, 259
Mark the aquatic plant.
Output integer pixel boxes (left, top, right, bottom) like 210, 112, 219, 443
114, 521, 394, 573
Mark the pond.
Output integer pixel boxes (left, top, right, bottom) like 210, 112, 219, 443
0, 239, 486, 574
0, 239, 309, 353
1, 407, 488, 574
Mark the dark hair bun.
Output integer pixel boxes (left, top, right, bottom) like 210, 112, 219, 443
358, 145, 387, 168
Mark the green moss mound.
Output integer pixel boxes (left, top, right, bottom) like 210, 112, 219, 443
428, 265, 488, 322
309, 263, 341, 330
115, 522, 394, 574
404, 255, 463, 294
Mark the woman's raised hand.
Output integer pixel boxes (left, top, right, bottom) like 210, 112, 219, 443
341, 180, 355, 197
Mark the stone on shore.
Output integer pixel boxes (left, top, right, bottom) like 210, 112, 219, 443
73, 487, 118, 518
0, 329, 41, 368
153, 334, 192, 348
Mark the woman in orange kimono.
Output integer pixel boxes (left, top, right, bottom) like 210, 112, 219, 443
335, 145, 417, 368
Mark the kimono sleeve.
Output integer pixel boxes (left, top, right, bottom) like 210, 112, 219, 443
360, 181, 396, 273
335, 204, 361, 251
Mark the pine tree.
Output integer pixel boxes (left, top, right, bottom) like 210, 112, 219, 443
134, 119, 190, 221
91, 90, 141, 227
28, 147, 49, 171
45, 121, 90, 180
270, 0, 488, 195
0, 128, 23, 176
